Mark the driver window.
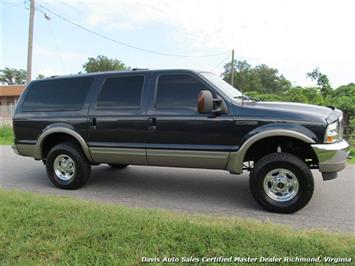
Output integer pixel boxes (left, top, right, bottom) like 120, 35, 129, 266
155, 74, 208, 111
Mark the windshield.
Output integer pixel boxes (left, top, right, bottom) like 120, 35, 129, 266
200, 72, 242, 99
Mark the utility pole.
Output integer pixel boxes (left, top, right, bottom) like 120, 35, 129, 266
230, 49, 234, 87
26, 0, 35, 84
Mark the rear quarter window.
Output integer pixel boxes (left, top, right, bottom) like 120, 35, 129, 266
22, 77, 94, 111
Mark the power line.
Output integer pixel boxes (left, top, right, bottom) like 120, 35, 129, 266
61, 2, 226, 54
210, 54, 231, 72
63, 0, 217, 47
35, 3, 230, 58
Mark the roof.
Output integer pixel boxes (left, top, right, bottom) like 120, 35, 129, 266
0, 85, 25, 97
36, 69, 205, 81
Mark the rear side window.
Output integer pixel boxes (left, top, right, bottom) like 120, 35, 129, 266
96, 76, 144, 108
155, 74, 207, 111
23, 77, 94, 111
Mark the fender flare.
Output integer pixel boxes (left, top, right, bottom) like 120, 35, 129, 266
36, 126, 93, 162
226, 129, 316, 174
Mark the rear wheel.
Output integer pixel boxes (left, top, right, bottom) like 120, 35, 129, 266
46, 142, 91, 189
249, 152, 314, 213
108, 163, 128, 169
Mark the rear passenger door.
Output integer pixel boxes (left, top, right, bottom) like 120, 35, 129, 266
87, 73, 149, 165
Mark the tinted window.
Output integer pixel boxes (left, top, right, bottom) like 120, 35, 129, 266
155, 74, 207, 110
96, 76, 144, 108
23, 77, 93, 111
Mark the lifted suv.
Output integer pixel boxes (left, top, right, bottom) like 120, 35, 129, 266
12, 69, 349, 213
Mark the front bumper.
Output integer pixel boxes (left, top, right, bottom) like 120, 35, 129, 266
311, 140, 350, 180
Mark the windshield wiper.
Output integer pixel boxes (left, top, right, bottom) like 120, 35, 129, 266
233, 95, 259, 101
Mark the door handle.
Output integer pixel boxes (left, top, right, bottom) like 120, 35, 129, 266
89, 117, 96, 130
148, 117, 156, 124
148, 117, 157, 131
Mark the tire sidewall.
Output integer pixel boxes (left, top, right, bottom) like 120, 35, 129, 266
46, 144, 89, 189
250, 153, 314, 213
256, 161, 307, 208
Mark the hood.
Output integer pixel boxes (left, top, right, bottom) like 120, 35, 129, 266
239, 101, 340, 124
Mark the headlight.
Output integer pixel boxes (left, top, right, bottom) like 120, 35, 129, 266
324, 121, 339, 143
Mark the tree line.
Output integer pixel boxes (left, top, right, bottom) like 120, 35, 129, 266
0, 55, 353, 137
222, 60, 354, 137
0, 55, 128, 85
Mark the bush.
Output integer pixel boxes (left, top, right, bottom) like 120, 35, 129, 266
0, 126, 14, 145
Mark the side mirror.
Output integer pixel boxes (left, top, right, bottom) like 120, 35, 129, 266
197, 90, 227, 116
197, 90, 214, 113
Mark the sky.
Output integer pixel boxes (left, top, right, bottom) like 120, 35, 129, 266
1, 0, 354, 87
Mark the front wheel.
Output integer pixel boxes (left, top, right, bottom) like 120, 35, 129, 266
249, 152, 314, 213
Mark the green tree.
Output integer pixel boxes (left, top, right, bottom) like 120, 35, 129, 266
222, 60, 291, 93
306, 68, 332, 96
253, 64, 291, 93
326, 83, 355, 136
301, 87, 324, 105
246, 91, 285, 102
286, 87, 308, 103
0, 67, 27, 84
36, 74, 45, 80
223, 60, 261, 92
83, 55, 129, 73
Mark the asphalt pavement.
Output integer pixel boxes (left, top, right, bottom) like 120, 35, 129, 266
1, 145, 354, 232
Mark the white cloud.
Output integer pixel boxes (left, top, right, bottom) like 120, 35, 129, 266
36, 67, 63, 78
33, 46, 87, 78
35, 46, 86, 60
45, 0, 355, 86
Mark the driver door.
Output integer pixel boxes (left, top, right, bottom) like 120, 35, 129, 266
145, 72, 237, 169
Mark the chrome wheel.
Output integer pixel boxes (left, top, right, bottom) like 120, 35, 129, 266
263, 168, 299, 202
53, 154, 76, 181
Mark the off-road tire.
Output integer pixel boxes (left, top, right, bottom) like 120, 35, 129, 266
46, 142, 91, 189
249, 152, 314, 213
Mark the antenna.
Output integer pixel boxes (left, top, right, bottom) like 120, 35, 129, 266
230, 49, 234, 86
230, 49, 244, 104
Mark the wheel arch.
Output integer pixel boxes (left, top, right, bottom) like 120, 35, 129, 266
36, 126, 93, 162
227, 127, 317, 174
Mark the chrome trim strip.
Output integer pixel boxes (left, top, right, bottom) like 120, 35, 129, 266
17, 140, 37, 145
227, 129, 316, 174
235, 117, 325, 125
88, 142, 238, 152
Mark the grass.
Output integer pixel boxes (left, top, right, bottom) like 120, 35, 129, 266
348, 147, 355, 163
0, 189, 354, 265
348, 137, 355, 163
0, 126, 14, 145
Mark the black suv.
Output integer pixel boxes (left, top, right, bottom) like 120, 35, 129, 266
12, 69, 349, 213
